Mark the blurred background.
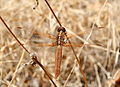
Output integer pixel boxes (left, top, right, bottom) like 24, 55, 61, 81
0, 0, 120, 87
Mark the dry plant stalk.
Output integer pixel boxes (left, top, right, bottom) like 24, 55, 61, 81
106, 69, 120, 87
0, 16, 57, 87
33, 0, 88, 86
0, 0, 120, 87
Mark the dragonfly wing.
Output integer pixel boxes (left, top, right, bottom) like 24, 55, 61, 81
36, 42, 56, 47
32, 31, 56, 39
63, 43, 94, 47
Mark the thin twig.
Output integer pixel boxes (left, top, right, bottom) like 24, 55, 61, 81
0, 16, 57, 87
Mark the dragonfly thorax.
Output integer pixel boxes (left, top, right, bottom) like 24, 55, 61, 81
56, 31, 67, 45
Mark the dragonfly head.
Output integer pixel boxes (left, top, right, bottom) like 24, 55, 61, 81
57, 26, 66, 32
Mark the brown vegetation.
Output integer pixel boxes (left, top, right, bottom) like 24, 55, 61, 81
0, 0, 120, 87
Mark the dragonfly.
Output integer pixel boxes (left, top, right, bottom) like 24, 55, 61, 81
32, 0, 103, 86
0, 0, 104, 87
30, 27, 90, 79
32, 0, 89, 87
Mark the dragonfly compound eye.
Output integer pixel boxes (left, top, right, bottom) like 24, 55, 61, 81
57, 27, 61, 32
57, 27, 66, 32
62, 27, 66, 32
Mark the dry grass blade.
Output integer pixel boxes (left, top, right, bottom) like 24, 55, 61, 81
65, 35, 88, 87
41, 0, 88, 86
0, 16, 30, 54
8, 50, 25, 87
63, 63, 76, 87
106, 69, 120, 87
94, 64, 102, 87
30, 53, 57, 87
0, 16, 57, 87
1, 0, 120, 86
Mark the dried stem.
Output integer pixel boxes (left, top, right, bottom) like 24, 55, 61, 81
0, 16, 57, 87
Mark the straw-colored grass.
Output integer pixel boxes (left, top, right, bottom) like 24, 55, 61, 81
0, 0, 120, 87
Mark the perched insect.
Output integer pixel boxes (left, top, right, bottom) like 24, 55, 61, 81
31, 26, 90, 78
0, 0, 106, 87
0, 0, 88, 86
32, 0, 89, 86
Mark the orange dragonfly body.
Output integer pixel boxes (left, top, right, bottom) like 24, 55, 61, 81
54, 27, 67, 78
32, 27, 71, 78
31, 26, 90, 79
